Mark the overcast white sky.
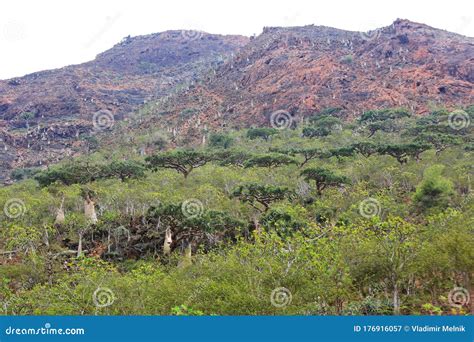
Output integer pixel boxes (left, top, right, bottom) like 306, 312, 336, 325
0, 0, 472, 79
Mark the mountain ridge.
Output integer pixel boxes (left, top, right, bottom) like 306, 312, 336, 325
149, 18, 472, 145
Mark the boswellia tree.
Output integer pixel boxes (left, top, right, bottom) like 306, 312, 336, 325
351, 141, 380, 158
212, 149, 252, 167
244, 154, 297, 168
286, 147, 330, 167
300, 167, 349, 195
413, 132, 460, 155
231, 183, 292, 213
34, 159, 145, 186
357, 108, 411, 137
377, 143, 431, 164
302, 115, 342, 138
35, 161, 102, 187
100, 160, 146, 182
145, 149, 213, 178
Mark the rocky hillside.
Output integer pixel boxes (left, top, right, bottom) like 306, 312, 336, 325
0, 31, 248, 181
151, 19, 473, 142
1, 19, 473, 182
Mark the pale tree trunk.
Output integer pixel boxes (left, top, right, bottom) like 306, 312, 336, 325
54, 196, 65, 225
77, 231, 83, 257
84, 197, 98, 224
393, 281, 400, 315
178, 243, 192, 268
43, 227, 50, 248
163, 228, 172, 255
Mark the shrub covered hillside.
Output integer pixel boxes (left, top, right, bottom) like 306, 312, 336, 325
0, 106, 473, 316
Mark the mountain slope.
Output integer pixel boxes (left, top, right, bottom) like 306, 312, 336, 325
0, 31, 248, 181
148, 19, 473, 142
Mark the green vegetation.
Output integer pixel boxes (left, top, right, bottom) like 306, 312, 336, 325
247, 127, 279, 141
340, 54, 354, 64
208, 132, 234, 149
0, 106, 472, 316
300, 167, 349, 195
303, 116, 342, 137
145, 149, 213, 178
413, 165, 454, 211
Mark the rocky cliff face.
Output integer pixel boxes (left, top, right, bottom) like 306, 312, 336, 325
150, 19, 473, 141
0, 31, 248, 181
